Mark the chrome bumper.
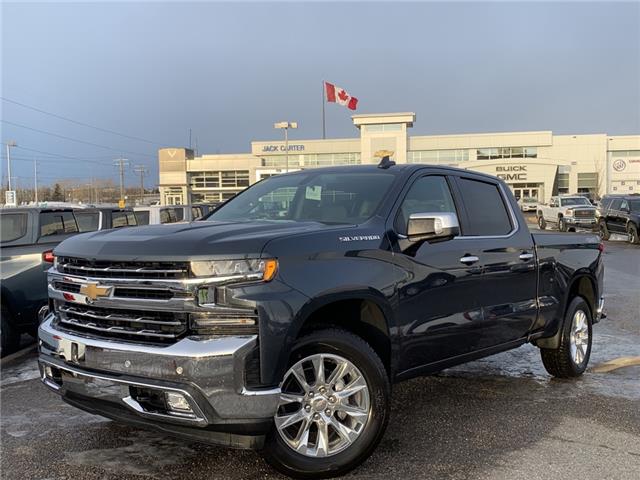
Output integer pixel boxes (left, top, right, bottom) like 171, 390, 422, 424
38, 315, 279, 443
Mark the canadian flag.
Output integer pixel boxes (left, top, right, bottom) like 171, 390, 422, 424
325, 82, 358, 110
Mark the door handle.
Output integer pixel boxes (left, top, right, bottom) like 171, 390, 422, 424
459, 255, 479, 265
519, 253, 534, 262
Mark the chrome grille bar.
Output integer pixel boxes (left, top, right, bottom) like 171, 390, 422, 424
58, 317, 179, 339
58, 305, 183, 326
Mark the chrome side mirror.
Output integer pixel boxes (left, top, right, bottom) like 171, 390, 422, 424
407, 212, 460, 242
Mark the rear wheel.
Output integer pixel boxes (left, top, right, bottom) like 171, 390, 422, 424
540, 297, 592, 378
263, 329, 390, 478
627, 223, 639, 244
599, 220, 610, 240
1, 307, 20, 357
537, 215, 546, 230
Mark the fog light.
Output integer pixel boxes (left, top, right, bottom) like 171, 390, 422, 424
44, 365, 53, 378
165, 392, 193, 413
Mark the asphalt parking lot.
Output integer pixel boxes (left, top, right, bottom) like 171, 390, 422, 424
1, 232, 639, 480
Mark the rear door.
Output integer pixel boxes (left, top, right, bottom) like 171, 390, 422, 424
452, 174, 538, 347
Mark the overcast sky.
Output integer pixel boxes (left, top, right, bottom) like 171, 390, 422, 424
1, 1, 639, 188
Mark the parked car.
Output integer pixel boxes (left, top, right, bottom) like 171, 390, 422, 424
0, 208, 82, 354
517, 196, 538, 212
39, 164, 604, 477
133, 205, 194, 225
74, 207, 138, 231
597, 194, 640, 244
536, 195, 597, 231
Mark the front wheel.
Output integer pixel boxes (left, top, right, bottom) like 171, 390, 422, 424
538, 215, 546, 230
540, 296, 593, 378
627, 223, 639, 244
262, 329, 390, 478
558, 217, 567, 232
599, 220, 610, 240
1, 307, 20, 357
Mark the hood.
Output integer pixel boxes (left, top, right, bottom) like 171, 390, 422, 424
54, 220, 343, 261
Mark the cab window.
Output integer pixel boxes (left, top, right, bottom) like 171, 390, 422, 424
74, 212, 100, 232
457, 178, 512, 236
134, 211, 150, 225
0, 213, 28, 243
112, 211, 137, 228
39, 211, 78, 237
395, 176, 457, 235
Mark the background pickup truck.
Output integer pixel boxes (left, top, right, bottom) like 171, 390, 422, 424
536, 195, 598, 231
1, 208, 81, 354
39, 164, 604, 478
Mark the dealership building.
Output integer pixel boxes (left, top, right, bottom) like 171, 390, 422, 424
158, 112, 640, 205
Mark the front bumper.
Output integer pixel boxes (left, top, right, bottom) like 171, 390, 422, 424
564, 217, 597, 229
38, 315, 280, 448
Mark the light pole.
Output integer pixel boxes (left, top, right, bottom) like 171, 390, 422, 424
274, 121, 298, 172
5, 140, 17, 191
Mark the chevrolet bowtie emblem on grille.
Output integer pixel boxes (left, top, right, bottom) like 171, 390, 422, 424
79, 282, 113, 302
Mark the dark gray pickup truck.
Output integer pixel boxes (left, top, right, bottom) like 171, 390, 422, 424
38, 164, 605, 478
1, 208, 81, 354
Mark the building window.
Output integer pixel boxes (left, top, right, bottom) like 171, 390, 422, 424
557, 173, 569, 194
476, 147, 537, 160
363, 123, 403, 132
577, 172, 598, 192
611, 150, 640, 157
189, 170, 249, 189
408, 149, 469, 164
261, 153, 360, 168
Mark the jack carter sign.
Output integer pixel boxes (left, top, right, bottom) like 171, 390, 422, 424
262, 144, 306, 153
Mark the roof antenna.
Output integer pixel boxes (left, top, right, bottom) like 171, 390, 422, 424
375, 150, 396, 169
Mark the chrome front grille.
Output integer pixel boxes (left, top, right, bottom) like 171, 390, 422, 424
55, 302, 187, 343
574, 209, 595, 219
56, 256, 190, 279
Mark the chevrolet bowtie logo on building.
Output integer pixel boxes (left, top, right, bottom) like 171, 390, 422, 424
79, 282, 113, 302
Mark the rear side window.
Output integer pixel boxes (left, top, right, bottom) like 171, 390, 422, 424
457, 178, 513, 236
112, 211, 137, 228
39, 211, 78, 237
160, 208, 177, 224
174, 208, 184, 221
134, 211, 150, 225
1, 213, 28, 242
75, 212, 100, 232
192, 206, 202, 219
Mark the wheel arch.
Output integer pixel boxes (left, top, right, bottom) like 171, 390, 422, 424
292, 292, 396, 378
535, 273, 597, 349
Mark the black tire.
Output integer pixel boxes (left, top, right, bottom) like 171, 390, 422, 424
262, 329, 390, 479
540, 296, 593, 378
599, 220, 610, 241
627, 223, 639, 244
537, 215, 546, 230
558, 217, 567, 232
1, 307, 20, 357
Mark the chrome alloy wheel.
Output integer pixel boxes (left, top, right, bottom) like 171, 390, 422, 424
569, 309, 589, 365
274, 353, 371, 458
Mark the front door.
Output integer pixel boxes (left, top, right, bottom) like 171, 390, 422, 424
389, 173, 487, 373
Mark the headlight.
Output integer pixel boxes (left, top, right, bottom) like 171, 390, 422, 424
565, 209, 574, 216
190, 258, 278, 281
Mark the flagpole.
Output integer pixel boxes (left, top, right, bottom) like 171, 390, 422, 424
321, 80, 326, 139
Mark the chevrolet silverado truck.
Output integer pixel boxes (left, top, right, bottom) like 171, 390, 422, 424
38, 164, 605, 478
536, 195, 598, 232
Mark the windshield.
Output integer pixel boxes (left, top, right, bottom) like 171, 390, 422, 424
561, 197, 591, 206
207, 171, 396, 224
521, 197, 537, 203
629, 199, 640, 212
